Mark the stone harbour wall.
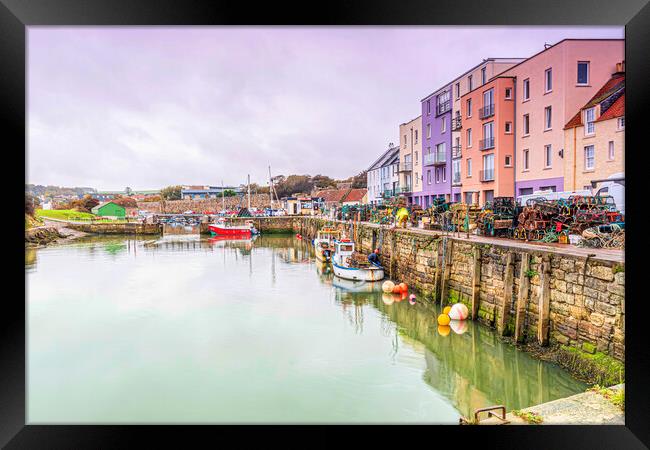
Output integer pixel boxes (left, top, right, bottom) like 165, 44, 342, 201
65, 222, 162, 235
298, 218, 625, 362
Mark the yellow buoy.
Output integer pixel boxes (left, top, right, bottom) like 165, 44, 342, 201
443, 306, 452, 315
437, 325, 451, 336
437, 313, 451, 326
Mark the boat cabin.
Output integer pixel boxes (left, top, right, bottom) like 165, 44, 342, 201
334, 240, 355, 256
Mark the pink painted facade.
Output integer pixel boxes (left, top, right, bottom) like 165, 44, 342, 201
498, 39, 624, 196
460, 76, 516, 205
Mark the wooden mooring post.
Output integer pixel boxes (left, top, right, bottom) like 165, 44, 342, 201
433, 240, 442, 303
514, 253, 530, 343
537, 255, 552, 346
439, 239, 454, 307
497, 252, 515, 336
471, 246, 481, 320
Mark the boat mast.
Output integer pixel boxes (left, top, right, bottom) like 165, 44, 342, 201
221, 179, 225, 213
247, 174, 251, 210
268, 165, 274, 216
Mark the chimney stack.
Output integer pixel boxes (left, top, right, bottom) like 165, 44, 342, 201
615, 61, 625, 74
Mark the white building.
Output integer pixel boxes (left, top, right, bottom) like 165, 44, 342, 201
366, 145, 400, 205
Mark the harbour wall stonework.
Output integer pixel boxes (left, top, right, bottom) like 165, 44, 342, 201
293, 217, 625, 362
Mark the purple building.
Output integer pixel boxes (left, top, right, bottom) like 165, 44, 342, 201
417, 84, 453, 207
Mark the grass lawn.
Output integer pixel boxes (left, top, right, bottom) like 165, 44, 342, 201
36, 209, 97, 221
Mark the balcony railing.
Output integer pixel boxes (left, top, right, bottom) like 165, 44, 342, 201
423, 152, 435, 166
399, 161, 413, 172
479, 137, 495, 151
433, 151, 446, 165
452, 145, 462, 159
479, 104, 495, 119
400, 186, 412, 193
451, 115, 462, 131
480, 169, 495, 182
436, 100, 451, 116
382, 189, 395, 198
452, 173, 462, 186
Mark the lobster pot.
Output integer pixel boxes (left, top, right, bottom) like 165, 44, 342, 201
493, 219, 512, 229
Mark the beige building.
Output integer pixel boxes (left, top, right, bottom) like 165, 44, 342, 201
563, 68, 624, 192
398, 115, 422, 201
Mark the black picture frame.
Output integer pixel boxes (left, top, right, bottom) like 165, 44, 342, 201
4, 0, 649, 447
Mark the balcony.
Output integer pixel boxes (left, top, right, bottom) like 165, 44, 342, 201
398, 161, 413, 172
451, 115, 462, 131
479, 137, 495, 151
382, 189, 395, 198
433, 151, 446, 165
436, 100, 451, 116
479, 104, 495, 119
480, 169, 495, 182
452, 145, 462, 159
400, 186, 412, 193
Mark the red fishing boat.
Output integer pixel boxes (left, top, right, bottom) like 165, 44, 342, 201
208, 218, 259, 236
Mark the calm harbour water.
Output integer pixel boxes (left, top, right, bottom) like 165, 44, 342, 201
26, 234, 586, 424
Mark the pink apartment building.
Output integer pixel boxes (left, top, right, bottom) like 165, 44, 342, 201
460, 76, 516, 205
498, 39, 624, 196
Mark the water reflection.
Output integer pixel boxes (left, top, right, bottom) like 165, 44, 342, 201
327, 274, 586, 418
27, 234, 586, 423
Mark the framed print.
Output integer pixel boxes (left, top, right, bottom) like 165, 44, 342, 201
4, 0, 649, 447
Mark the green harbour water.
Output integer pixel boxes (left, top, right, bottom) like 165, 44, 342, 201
26, 234, 586, 424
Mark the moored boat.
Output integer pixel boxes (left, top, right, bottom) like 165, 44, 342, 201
331, 239, 384, 282
313, 227, 341, 262
208, 218, 259, 236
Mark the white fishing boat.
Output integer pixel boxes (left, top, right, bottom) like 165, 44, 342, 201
331, 239, 384, 282
313, 227, 341, 262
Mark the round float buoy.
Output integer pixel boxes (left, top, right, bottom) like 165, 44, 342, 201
449, 303, 469, 321
296, 233, 302, 239
443, 306, 452, 315
382, 280, 395, 293
398, 282, 408, 293
437, 313, 451, 326
408, 294, 416, 305
400, 291, 408, 301
392, 285, 401, 294
437, 325, 451, 336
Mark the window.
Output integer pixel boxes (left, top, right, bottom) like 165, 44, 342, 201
481, 67, 487, 84
618, 117, 625, 129
505, 87, 512, 99
414, 129, 418, 143
523, 114, 530, 135
585, 107, 595, 135
441, 117, 447, 133
467, 159, 473, 177
483, 121, 494, 141
404, 134, 407, 148
519, 187, 534, 196
415, 151, 418, 162
415, 172, 419, 185
545, 68, 552, 92
427, 99, 431, 115
483, 88, 494, 108
540, 186, 556, 193
544, 144, 552, 168
544, 106, 552, 130
467, 128, 472, 147
523, 78, 530, 100
523, 149, 530, 170
455, 82, 460, 98
427, 170, 432, 184
608, 141, 615, 160
505, 155, 512, 166
466, 98, 472, 117
442, 166, 447, 182
584, 145, 595, 170
435, 167, 440, 183
453, 159, 461, 183
505, 122, 512, 133
483, 154, 495, 181
465, 192, 473, 204
468, 75, 473, 91
427, 123, 431, 138
577, 61, 589, 85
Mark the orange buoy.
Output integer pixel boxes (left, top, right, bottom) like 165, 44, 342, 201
437, 313, 451, 326
392, 285, 401, 294
398, 282, 408, 292
400, 291, 408, 301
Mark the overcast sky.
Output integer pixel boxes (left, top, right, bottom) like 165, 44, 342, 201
27, 26, 623, 190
